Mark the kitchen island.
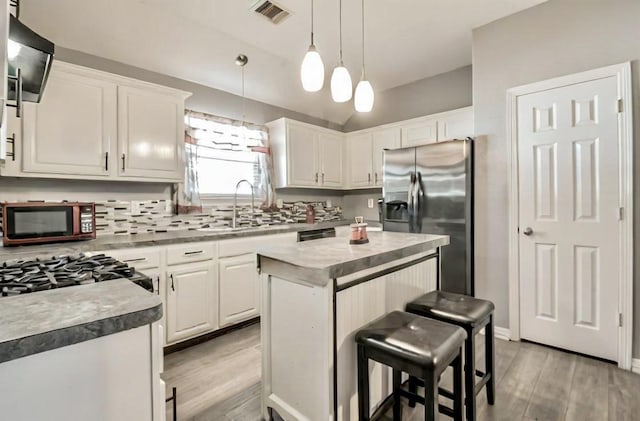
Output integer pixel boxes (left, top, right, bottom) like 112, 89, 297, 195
257, 231, 449, 421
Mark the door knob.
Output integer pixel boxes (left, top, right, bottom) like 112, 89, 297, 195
523, 227, 533, 236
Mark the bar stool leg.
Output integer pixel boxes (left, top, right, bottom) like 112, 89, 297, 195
393, 369, 403, 421
464, 330, 476, 421
357, 345, 370, 421
453, 349, 463, 421
485, 315, 496, 405
423, 374, 438, 421
408, 376, 418, 408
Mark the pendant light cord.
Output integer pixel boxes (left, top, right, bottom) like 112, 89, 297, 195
311, 0, 315, 45
361, 0, 365, 77
339, 0, 343, 63
241, 66, 245, 125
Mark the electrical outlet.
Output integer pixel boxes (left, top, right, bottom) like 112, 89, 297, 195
326, 200, 332, 208
130, 201, 140, 214
367, 198, 374, 209
276, 199, 284, 208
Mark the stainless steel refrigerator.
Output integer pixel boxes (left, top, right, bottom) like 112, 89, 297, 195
381, 138, 474, 295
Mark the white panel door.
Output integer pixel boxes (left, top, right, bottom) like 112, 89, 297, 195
22, 68, 117, 176
318, 132, 344, 188
401, 119, 437, 147
372, 128, 401, 186
166, 261, 216, 343
219, 253, 259, 327
346, 133, 373, 188
287, 123, 319, 186
118, 85, 183, 180
517, 76, 620, 361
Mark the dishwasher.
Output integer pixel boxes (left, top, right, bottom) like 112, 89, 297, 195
297, 227, 336, 242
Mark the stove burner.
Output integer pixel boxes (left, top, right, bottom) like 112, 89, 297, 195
0, 254, 153, 296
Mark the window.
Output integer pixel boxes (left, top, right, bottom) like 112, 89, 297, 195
185, 112, 267, 197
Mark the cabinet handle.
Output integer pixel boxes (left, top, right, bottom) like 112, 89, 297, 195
184, 250, 204, 256
315, 172, 319, 183
170, 274, 175, 292
321, 173, 325, 184
121, 153, 126, 171
7, 68, 22, 118
374, 172, 378, 184
368, 173, 371, 183
155, 276, 160, 295
123, 257, 147, 263
6, 133, 16, 162
105, 152, 109, 171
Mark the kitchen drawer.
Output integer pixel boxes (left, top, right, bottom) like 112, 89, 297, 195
94, 247, 162, 270
166, 242, 216, 266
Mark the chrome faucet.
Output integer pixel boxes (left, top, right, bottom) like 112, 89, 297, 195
233, 179, 255, 229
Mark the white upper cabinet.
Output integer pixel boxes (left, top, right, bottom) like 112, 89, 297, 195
118, 85, 184, 180
318, 132, 344, 188
22, 66, 117, 176
0, 61, 190, 182
0, 0, 8, 161
267, 118, 344, 189
437, 106, 474, 140
286, 123, 319, 187
401, 118, 438, 147
347, 133, 373, 188
346, 127, 400, 189
371, 128, 401, 186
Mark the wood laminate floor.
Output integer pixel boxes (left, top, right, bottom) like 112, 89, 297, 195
163, 323, 640, 421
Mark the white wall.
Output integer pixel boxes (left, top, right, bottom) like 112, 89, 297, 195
472, 0, 640, 355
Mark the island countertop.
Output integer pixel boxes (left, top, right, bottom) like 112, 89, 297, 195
257, 231, 449, 286
0, 280, 162, 364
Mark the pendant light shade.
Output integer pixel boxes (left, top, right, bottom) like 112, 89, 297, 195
355, 0, 374, 112
330, 0, 352, 103
355, 79, 374, 112
301, 45, 324, 92
331, 65, 352, 102
301, 0, 324, 92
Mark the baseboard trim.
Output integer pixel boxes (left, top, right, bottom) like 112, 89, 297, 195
478, 326, 511, 341
632, 359, 640, 374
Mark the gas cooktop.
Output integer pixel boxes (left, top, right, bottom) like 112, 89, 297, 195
0, 253, 153, 297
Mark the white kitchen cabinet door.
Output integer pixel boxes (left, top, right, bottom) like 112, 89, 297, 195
346, 133, 373, 188
144, 268, 167, 346
218, 253, 259, 327
0, 111, 21, 176
0, 0, 7, 161
318, 132, 344, 188
22, 67, 117, 176
118, 85, 184, 181
166, 261, 217, 344
287, 123, 319, 187
401, 119, 437, 147
437, 107, 473, 141
372, 128, 401, 186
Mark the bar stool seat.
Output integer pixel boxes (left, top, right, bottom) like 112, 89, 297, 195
406, 291, 496, 421
356, 311, 467, 421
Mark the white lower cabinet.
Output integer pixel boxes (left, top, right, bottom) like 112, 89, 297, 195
218, 253, 260, 327
166, 261, 217, 344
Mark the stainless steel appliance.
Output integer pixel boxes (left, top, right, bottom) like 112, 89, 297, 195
2, 202, 95, 246
0, 253, 154, 297
297, 227, 336, 242
381, 139, 474, 295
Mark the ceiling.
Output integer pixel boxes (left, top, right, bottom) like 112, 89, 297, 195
21, 0, 546, 125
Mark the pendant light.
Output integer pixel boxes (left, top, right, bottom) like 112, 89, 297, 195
354, 0, 374, 112
330, 0, 352, 102
300, 0, 324, 92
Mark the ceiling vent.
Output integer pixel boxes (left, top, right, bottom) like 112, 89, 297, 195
250, 0, 291, 25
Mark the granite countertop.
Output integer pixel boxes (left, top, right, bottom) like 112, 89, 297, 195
0, 220, 372, 260
257, 231, 449, 286
0, 280, 162, 364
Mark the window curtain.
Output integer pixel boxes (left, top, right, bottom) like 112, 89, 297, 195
176, 115, 203, 214
179, 110, 277, 211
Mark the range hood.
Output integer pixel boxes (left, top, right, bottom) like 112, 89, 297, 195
7, 14, 55, 103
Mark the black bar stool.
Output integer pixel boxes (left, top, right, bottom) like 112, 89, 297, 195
355, 311, 467, 421
406, 291, 495, 421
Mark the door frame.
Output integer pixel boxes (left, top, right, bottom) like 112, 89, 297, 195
506, 62, 634, 369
